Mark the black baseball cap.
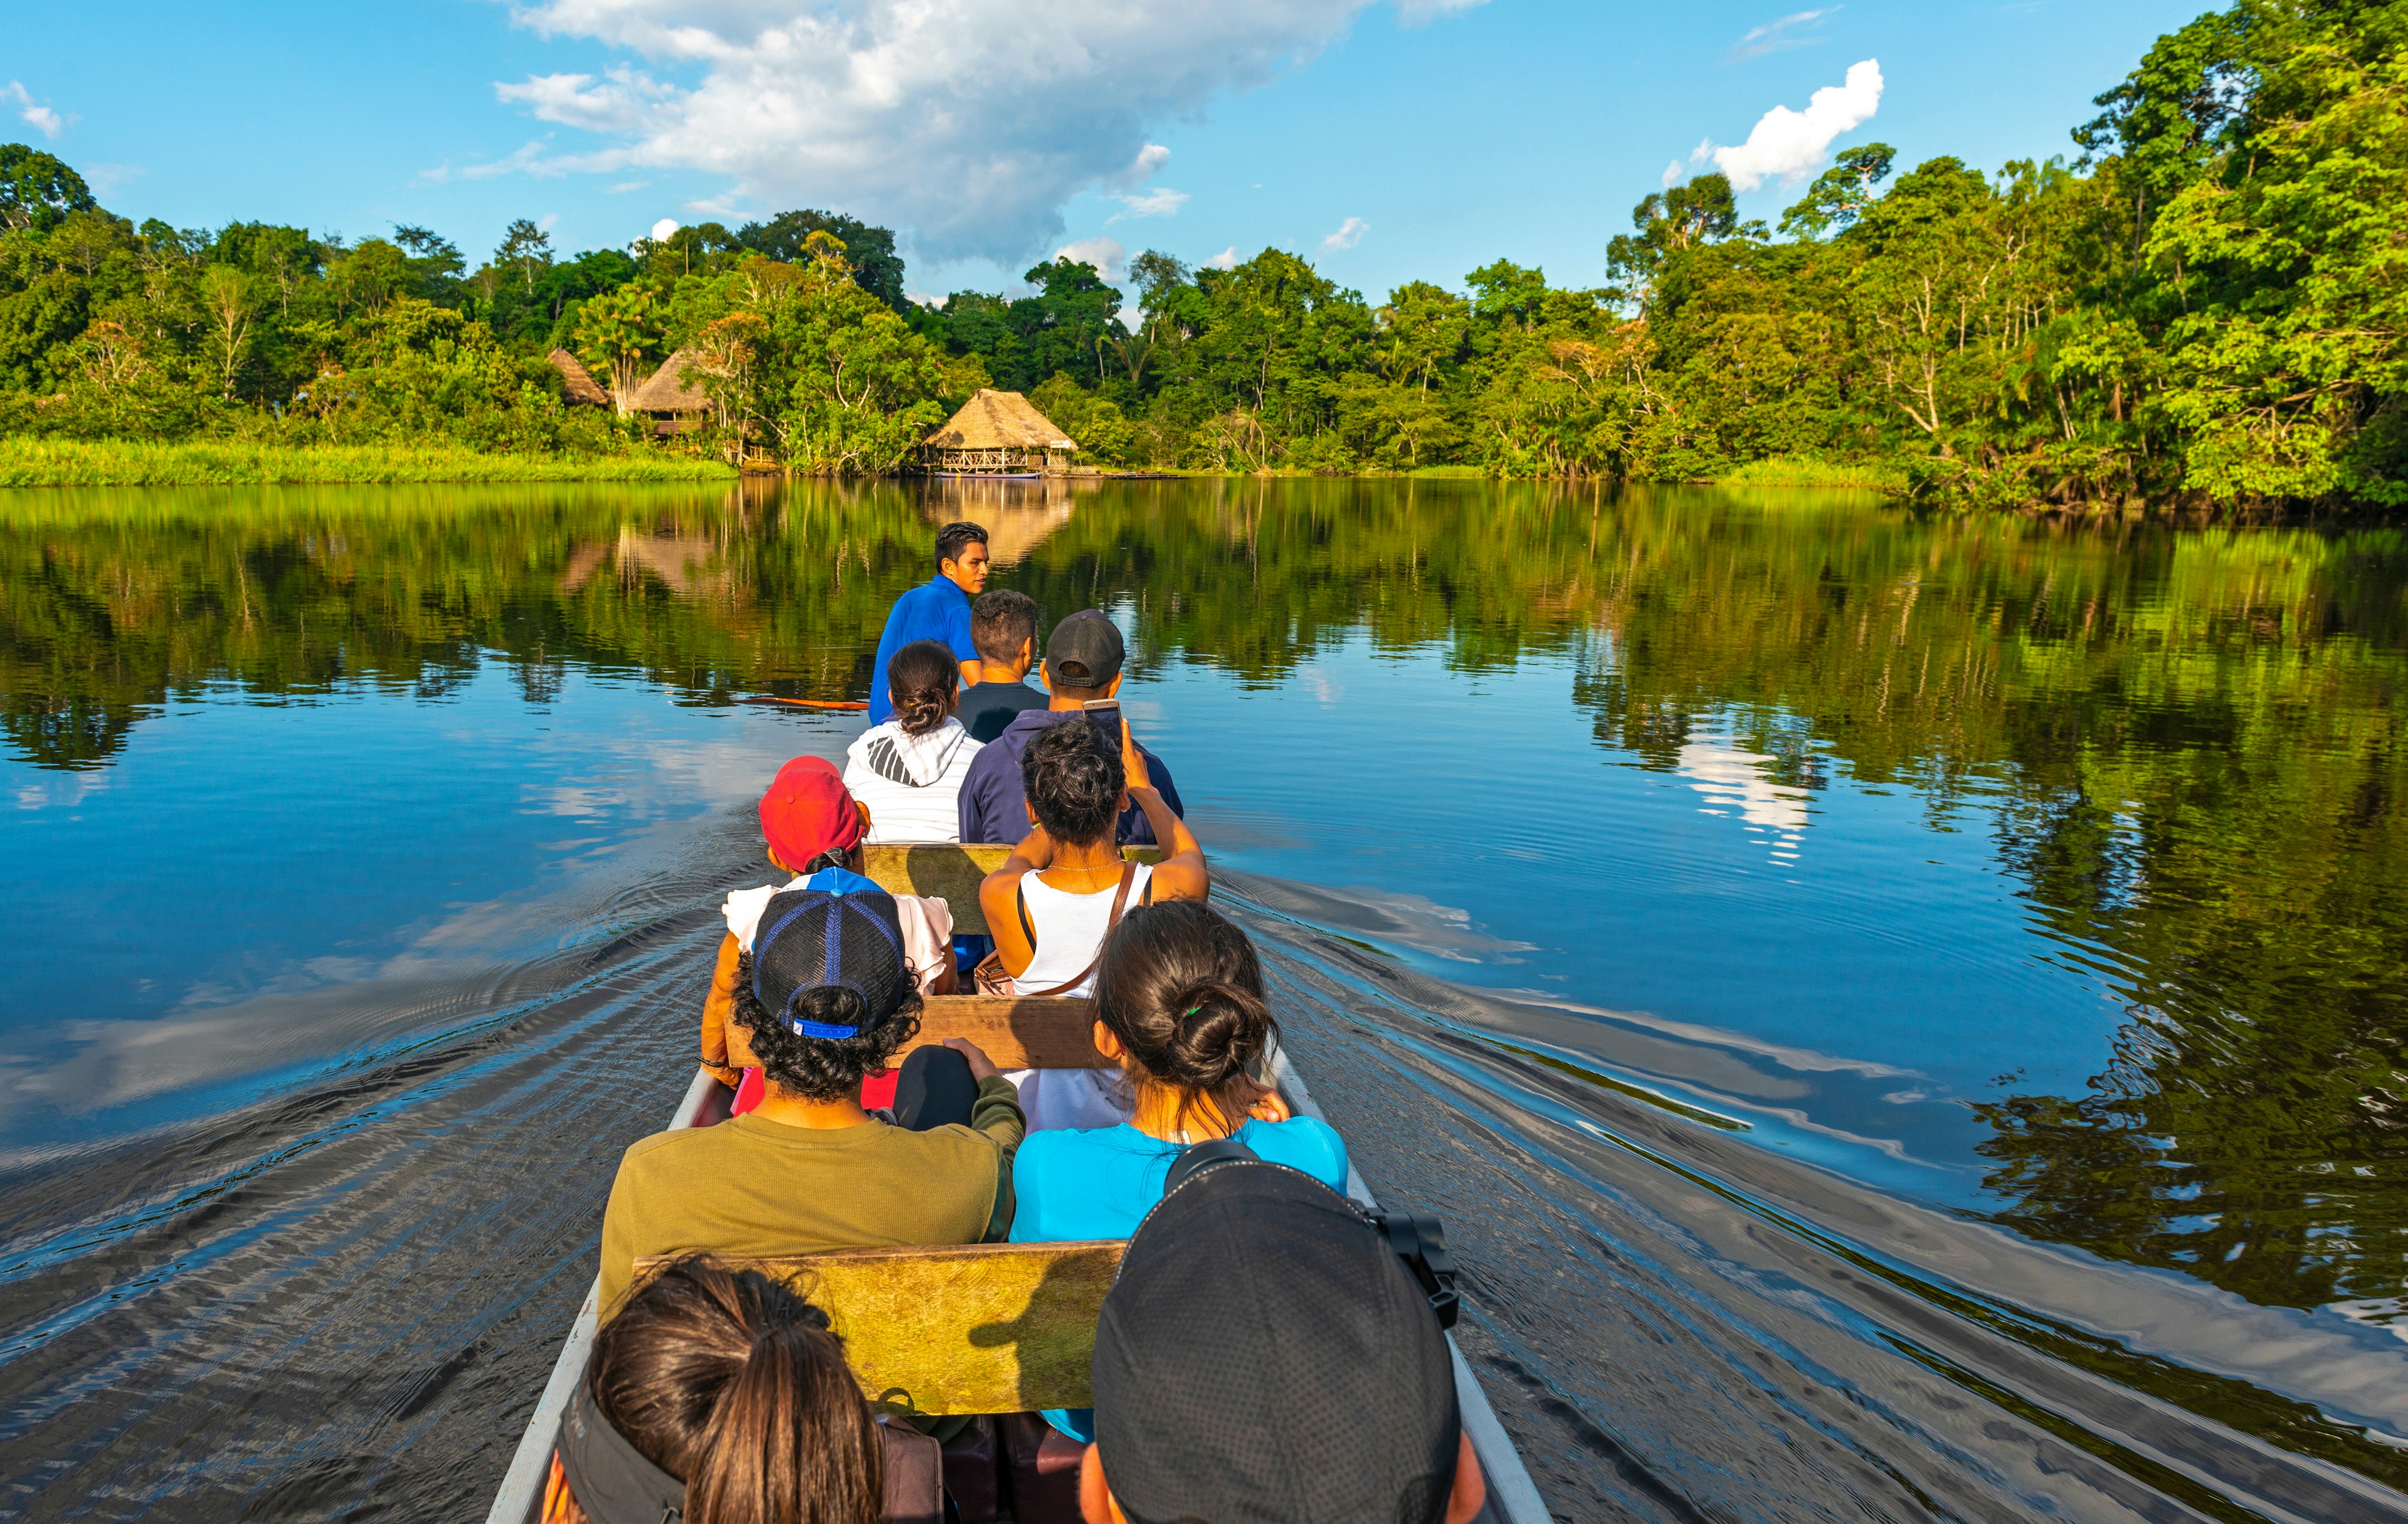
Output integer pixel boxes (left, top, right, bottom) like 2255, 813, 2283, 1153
1045, 609, 1125, 689
1090, 1162, 1461, 1524
751, 884, 911, 1035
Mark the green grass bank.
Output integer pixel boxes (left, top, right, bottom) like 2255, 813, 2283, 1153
1716, 455, 1911, 493
0, 437, 739, 487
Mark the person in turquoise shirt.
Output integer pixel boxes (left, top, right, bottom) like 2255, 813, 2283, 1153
1009, 900, 1349, 1439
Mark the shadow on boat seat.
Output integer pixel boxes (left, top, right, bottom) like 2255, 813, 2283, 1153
863, 843, 1161, 939
639, 1241, 1122, 1524
901, 995, 1112, 1069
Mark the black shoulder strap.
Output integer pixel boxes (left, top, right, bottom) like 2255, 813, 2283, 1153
1015, 879, 1035, 948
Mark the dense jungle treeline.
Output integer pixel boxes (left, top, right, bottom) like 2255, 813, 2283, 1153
1, 0, 2400, 508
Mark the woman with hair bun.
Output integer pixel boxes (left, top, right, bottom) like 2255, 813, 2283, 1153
545, 1254, 936, 1524
843, 638, 983, 843
1004, 900, 1348, 1441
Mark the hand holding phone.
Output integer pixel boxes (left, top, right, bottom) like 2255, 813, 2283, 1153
1082, 698, 1145, 790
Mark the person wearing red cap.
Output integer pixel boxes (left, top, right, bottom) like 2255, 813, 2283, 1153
700, 757, 956, 1113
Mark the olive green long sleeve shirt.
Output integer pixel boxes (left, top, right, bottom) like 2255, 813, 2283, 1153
596, 1076, 1026, 1320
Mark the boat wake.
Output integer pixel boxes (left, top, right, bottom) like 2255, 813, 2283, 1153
1, 849, 2403, 1521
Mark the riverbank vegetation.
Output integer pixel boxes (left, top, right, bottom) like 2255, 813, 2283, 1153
0, 437, 734, 486
0, 0, 2397, 509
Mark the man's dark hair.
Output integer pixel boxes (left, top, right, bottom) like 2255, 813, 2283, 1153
729, 950, 922, 1101
1022, 719, 1120, 847
934, 521, 988, 571
970, 589, 1038, 665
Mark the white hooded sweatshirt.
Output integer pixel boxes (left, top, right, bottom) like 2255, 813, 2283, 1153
843, 717, 983, 844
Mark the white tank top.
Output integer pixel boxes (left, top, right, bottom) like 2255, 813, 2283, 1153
1015, 863, 1154, 997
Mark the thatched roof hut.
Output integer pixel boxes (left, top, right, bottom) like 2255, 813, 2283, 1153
547, 349, 611, 408
626, 347, 710, 416
923, 389, 1077, 473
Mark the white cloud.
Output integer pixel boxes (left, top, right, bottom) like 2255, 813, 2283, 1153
1700, 58, 1883, 191
3, 82, 64, 139
1319, 215, 1368, 252
1203, 246, 1238, 269
1393, 0, 1492, 23
1103, 143, 1185, 220
1726, 8, 1839, 63
490, 0, 1455, 262
650, 216, 681, 241
1109, 187, 1188, 220
420, 139, 559, 185
605, 179, 650, 194
1117, 144, 1171, 185
537, 212, 561, 232
1053, 235, 1127, 282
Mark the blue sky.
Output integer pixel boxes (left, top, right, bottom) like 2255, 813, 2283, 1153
7, 0, 2196, 302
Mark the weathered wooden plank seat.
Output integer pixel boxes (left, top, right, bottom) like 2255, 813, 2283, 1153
862, 844, 1161, 938
904, 995, 1110, 1069
640, 1241, 1126, 1415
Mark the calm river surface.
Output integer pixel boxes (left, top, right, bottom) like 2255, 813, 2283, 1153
4, 478, 2407, 1521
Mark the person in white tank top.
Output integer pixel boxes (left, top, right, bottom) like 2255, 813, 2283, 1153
978, 712, 1210, 1129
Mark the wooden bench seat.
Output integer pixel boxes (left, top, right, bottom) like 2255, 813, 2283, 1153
862, 844, 1160, 938
904, 995, 1110, 1069
640, 1241, 1126, 1415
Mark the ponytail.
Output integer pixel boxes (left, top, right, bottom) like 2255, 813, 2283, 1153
585, 1258, 881, 1524
887, 639, 959, 738
1092, 902, 1278, 1135
687, 1323, 882, 1524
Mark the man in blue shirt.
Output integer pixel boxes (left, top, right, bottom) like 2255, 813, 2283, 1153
956, 609, 1184, 847
867, 521, 989, 724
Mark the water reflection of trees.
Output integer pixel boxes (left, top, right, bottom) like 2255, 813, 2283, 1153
6, 479, 2408, 1311
1558, 496, 2408, 1313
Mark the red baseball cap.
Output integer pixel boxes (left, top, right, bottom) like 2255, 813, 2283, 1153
758, 756, 866, 869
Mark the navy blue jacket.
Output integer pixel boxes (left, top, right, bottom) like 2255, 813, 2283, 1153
956, 709, 1184, 847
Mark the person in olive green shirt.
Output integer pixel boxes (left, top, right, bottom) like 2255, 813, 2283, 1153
598, 879, 1024, 1320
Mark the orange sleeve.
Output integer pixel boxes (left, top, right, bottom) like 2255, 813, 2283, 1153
542, 1452, 585, 1524
700, 931, 744, 1087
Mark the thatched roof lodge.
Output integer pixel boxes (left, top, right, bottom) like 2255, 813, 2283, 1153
924, 389, 1076, 474
626, 347, 710, 434
547, 349, 611, 407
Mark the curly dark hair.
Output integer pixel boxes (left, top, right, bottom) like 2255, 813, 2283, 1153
887, 639, 959, 737
1092, 901, 1278, 1134
731, 949, 922, 1101
1020, 717, 1120, 847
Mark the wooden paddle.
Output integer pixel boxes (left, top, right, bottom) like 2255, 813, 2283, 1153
737, 696, 869, 711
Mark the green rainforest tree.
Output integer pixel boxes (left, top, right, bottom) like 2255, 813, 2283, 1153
0, 0, 2397, 500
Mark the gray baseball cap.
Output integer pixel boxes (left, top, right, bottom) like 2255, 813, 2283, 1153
1045, 609, 1125, 689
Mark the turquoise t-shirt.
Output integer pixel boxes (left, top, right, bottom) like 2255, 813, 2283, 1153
1009, 1116, 1351, 1244
1008, 1116, 1351, 1442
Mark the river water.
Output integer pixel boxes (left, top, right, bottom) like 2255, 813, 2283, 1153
3, 478, 2405, 1521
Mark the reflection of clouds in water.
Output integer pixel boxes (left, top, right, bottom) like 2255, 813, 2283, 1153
8, 725, 821, 1121
14, 771, 114, 811
520, 735, 840, 822
1301, 667, 1344, 706
1679, 738, 1809, 860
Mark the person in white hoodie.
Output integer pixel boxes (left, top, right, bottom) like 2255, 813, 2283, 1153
844, 638, 985, 843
